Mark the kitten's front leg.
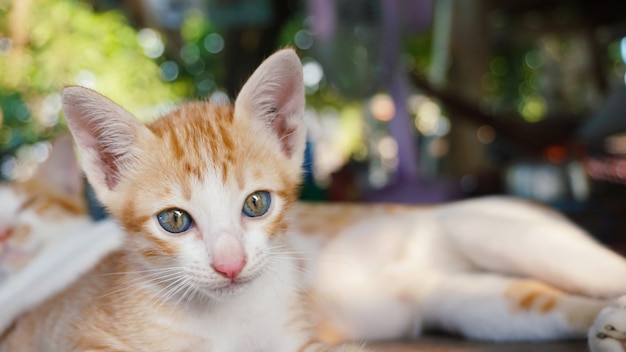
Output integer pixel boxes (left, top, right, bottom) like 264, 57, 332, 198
589, 296, 626, 352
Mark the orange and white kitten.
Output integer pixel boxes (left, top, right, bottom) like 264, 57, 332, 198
0, 135, 123, 334
3, 51, 626, 352
290, 200, 626, 352
0, 134, 87, 279
0, 50, 366, 351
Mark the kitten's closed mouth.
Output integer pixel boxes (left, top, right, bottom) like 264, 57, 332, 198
210, 280, 251, 298
216, 275, 252, 289
229, 276, 255, 287
210, 270, 264, 297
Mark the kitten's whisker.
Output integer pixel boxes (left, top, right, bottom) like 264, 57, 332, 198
183, 282, 200, 310
267, 248, 310, 260
268, 248, 309, 253
173, 278, 196, 308
101, 270, 184, 294
97, 280, 152, 300
97, 271, 184, 300
120, 270, 184, 285
151, 275, 188, 310
267, 247, 314, 260
267, 260, 309, 276
170, 277, 193, 305
259, 266, 283, 299
266, 256, 310, 274
96, 272, 188, 300
267, 263, 306, 290
263, 265, 314, 300
99, 266, 185, 277
267, 254, 309, 260
266, 244, 311, 253
145, 277, 186, 312
105, 267, 182, 296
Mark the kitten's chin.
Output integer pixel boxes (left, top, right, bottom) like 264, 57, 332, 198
210, 282, 251, 300
198, 277, 257, 302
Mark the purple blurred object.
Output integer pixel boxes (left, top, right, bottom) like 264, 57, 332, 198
308, 0, 460, 203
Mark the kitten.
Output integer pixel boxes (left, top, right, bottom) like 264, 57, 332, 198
289, 200, 626, 351
0, 135, 123, 335
0, 49, 367, 351
0, 134, 88, 280
4, 52, 626, 352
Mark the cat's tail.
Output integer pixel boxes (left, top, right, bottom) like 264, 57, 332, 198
0, 220, 123, 334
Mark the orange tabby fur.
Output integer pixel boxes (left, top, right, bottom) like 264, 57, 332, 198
0, 135, 87, 275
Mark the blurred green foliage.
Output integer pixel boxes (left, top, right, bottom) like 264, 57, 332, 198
0, 0, 185, 156
173, 10, 225, 98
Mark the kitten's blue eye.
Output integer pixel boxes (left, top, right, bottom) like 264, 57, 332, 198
242, 191, 271, 218
157, 208, 192, 234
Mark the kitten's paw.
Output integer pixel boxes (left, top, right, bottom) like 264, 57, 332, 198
589, 296, 626, 352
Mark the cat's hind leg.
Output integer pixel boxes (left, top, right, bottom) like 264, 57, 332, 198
421, 272, 606, 341
589, 296, 626, 352
437, 197, 626, 298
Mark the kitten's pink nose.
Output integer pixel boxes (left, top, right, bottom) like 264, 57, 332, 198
211, 234, 246, 280
212, 259, 246, 280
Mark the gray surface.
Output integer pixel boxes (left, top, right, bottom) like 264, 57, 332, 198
371, 335, 587, 351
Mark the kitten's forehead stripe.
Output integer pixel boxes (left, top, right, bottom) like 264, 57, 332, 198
168, 127, 185, 166
146, 101, 283, 202
148, 103, 242, 189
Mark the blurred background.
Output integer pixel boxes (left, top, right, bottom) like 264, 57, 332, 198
2, 0, 626, 252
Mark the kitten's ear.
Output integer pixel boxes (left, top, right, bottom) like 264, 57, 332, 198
33, 134, 83, 198
234, 49, 306, 163
62, 86, 150, 201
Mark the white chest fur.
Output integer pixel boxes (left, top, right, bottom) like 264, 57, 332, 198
147, 256, 309, 352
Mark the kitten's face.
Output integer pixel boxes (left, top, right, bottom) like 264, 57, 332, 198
63, 49, 306, 302
112, 103, 301, 300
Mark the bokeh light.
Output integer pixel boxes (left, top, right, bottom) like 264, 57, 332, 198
160, 61, 180, 82
414, 100, 449, 137
204, 33, 224, 54
476, 124, 496, 144
519, 95, 547, 122
295, 29, 313, 50
370, 93, 395, 122
303, 59, 324, 91
137, 28, 165, 58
